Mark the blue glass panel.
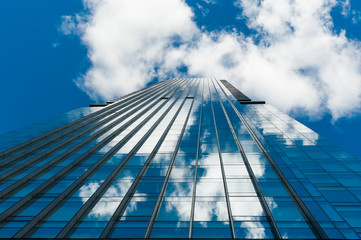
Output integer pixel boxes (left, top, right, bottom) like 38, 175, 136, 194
320, 190, 359, 203
0, 107, 95, 150
31, 226, 63, 238
135, 180, 163, 196
71, 222, 108, 238
165, 182, 193, 196
194, 198, 228, 221
157, 199, 192, 221
339, 211, 361, 228
233, 221, 273, 239
333, 173, 361, 187
340, 228, 360, 239
317, 161, 350, 172
323, 228, 345, 239
318, 202, 344, 221
303, 201, 329, 221
121, 198, 157, 219
151, 221, 189, 238
0, 227, 22, 238
18, 198, 54, 217
192, 221, 231, 238
278, 227, 316, 239
111, 221, 148, 238
259, 181, 289, 197
268, 200, 305, 221
48, 200, 84, 221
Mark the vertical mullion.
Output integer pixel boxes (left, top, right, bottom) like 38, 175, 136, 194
211, 78, 282, 239
144, 79, 199, 238
100, 79, 198, 238
215, 79, 329, 239
11, 79, 188, 238
0, 79, 177, 168
208, 80, 236, 239
0, 80, 170, 179
0, 79, 179, 203
189, 79, 204, 238
56, 79, 197, 238
0, 79, 174, 160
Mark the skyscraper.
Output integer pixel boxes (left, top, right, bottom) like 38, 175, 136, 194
0, 78, 360, 239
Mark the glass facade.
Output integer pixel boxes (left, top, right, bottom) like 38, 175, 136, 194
0, 78, 360, 239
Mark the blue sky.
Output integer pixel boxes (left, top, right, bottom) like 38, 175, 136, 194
1, 0, 361, 158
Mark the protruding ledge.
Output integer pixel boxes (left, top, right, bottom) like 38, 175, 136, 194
220, 79, 251, 101
89, 101, 115, 107
89, 104, 107, 107
220, 79, 265, 105
238, 100, 265, 104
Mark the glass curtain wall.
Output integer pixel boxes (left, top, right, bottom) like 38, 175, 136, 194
0, 78, 360, 239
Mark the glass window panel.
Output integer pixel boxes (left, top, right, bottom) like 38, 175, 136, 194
259, 181, 290, 197
233, 221, 273, 239
111, 221, 148, 238
134, 180, 164, 196
339, 211, 361, 228
230, 197, 264, 217
165, 182, 193, 196
267, 200, 305, 222
278, 228, 316, 239
227, 179, 256, 195
194, 200, 228, 221
169, 166, 194, 179
196, 181, 225, 196
151, 221, 189, 238
198, 154, 220, 165
121, 197, 157, 219
197, 166, 222, 178
192, 221, 232, 238
47, 200, 85, 221
173, 153, 196, 166
224, 165, 248, 178
18, 198, 54, 217
31, 226, 63, 238
71, 221, 108, 238
157, 199, 192, 221
219, 141, 239, 153
319, 190, 359, 203
222, 153, 244, 164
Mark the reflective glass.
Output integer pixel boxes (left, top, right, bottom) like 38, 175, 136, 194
1, 79, 361, 239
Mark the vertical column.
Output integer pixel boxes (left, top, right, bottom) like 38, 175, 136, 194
216, 79, 328, 239
212, 79, 279, 239
191, 79, 233, 239
10, 79, 188, 238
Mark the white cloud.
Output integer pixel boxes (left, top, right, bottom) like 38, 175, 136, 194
62, 0, 361, 120
62, 0, 198, 100
59, 16, 76, 35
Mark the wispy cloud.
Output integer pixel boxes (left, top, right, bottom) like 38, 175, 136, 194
61, 0, 361, 120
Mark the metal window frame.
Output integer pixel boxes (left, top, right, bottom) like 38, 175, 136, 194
99, 79, 199, 238
12, 79, 188, 238
211, 78, 281, 239
208, 80, 236, 238
0, 80, 182, 228
188, 79, 204, 238
56, 79, 197, 238
0, 79, 179, 202
0, 80, 171, 160
216, 79, 329, 239
0, 80, 174, 181
144, 79, 199, 238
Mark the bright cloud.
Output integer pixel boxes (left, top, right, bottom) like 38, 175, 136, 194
64, 0, 198, 100
62, 0, 361, 120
